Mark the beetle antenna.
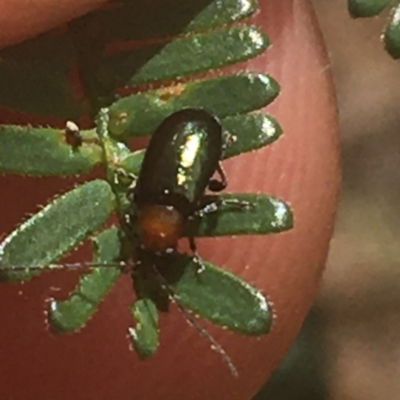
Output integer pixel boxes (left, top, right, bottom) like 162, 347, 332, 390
150, 263, 238, 377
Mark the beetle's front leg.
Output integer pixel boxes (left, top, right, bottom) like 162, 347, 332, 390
188, 236, 207, 275
185, 217, 207, 275
208, 163, 227, 192
113, 168, 137, 201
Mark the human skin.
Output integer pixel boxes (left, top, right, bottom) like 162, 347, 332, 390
0, 1, 340, 399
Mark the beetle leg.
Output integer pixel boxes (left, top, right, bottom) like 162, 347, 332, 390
114, 167, 136, 183
186, 221, 206, 275
126, 183, 137, 203
114, 167, 137, 201
193, 255, 206, 275
196, 196, 220, 217
208, 163, 227, 192
189, 238, 206, 275
120, 169, 137, 202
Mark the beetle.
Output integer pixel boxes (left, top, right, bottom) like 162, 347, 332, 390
125, 108, 246, 270
119, 108, 250, 375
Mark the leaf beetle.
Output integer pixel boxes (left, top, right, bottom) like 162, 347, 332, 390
118, 107, 251, 375
125, 108, 248, 270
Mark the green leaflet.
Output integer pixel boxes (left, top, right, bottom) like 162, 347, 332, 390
196, 193, 293, 236
348, 0, 392, 17
165, 255, 272, 335
223, 113, 282, 158
118, 151, 145, 176
108, 73, 280, 137
128, 299, 159, 359
0, 124, 102, 176
49, 227, 122, 333
347, 0, 400, 59
384, 4, 400, 58
98, 25, 268, 88
0, 180, 116, 281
